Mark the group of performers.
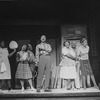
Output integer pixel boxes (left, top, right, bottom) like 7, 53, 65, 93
0, 35, 99, 92
59, 38, 99, 90
0, 35, 52, 92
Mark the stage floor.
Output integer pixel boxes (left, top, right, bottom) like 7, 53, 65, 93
0, 87, 100, 98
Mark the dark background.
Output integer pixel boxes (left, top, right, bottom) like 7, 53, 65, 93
0, 0, 100, 39
0, 0, 100, 42
0, 0, 100, 88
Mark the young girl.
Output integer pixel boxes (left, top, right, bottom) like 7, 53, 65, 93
15, 44, 35, 91
77, 38, 99, 89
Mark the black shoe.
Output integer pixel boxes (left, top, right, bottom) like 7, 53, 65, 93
37, 88, 41, 92
87, 84, 91, 88
8, 87, 12, 91
44, 88, 51, 92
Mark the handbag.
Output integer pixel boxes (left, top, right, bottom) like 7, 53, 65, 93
1, 62, 7, 73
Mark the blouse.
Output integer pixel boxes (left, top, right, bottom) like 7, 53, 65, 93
36, 42, 52, 62
77, 45, 89, 60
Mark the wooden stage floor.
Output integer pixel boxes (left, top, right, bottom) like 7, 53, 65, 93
0, 87, 100, 98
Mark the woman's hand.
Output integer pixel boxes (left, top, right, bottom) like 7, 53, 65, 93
34, 59, 39, 66
9, 48, 17, 57
13, 48, 16, 52
80, 53, 87, 56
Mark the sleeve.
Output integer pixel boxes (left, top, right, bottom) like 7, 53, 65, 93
77, 47, 81, 56
0, 51, 3, 63
46, 44, 52, 52
32, 53, 35, 62
16, 52, 20, 61
29, 52, 35, 62
87, 46, 89, 53
62, 47, 68, 55
6, 49, 9, 56
35, 45, 39, 62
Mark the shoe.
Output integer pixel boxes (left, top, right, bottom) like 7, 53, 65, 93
8, 87, 12, 91
83, 87, 87, 90
44, 88, 51, 92
37, 88, 41, 92
30, 87, 36, 91
94, 85, 99, 89
67, 88, 71, 90
21, 87, 24, 91
87, 84, 91, 88
76, 88, 81, 90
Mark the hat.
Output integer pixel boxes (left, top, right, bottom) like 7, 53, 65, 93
9, 41, 18, 49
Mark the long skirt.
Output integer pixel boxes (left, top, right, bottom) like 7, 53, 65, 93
15, 62, 32, 79
80, 60, 93, 77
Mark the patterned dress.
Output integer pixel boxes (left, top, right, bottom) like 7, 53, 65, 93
0, 48, 11, 79
77, 45, 93, 77
15, 51, 32, 79
60, 47, 77, 79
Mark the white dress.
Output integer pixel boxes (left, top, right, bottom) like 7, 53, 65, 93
60, 47, 77, 79
0, 48, 11, 79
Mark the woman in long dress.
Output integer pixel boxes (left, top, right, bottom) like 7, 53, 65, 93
0, 41, 16, 90
77, 38, 99, 89
60, 40, 77, 90
15, 44, 35, 91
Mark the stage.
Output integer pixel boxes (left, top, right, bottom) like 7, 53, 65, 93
0, 87, 100, 100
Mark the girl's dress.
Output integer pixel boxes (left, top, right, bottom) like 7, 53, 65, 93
15, 51, 32, 79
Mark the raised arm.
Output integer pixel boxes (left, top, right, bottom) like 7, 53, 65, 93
8, 48, 16, 58
16, 52, 21, 62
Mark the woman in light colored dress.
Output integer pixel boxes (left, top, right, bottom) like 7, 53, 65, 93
15, 44, 35, 91
0, 41, 16, 90
77, 38, 99, 89
60, 40, 77, 90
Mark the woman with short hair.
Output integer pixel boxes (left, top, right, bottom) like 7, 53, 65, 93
15, 44, 35, 91
60, 40, 77, 90
77, 38, 99, 89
